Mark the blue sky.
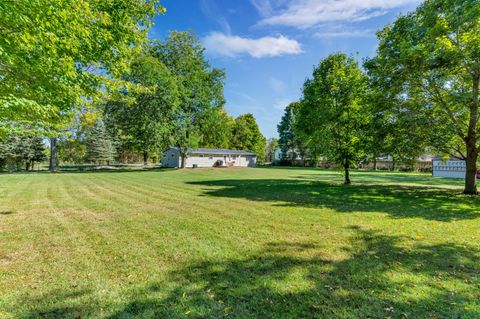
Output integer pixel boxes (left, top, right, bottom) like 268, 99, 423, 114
150, 0, 421, 138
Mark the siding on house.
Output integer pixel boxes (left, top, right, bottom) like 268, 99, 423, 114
161, 148, 257, 168
161, 148, 181, 168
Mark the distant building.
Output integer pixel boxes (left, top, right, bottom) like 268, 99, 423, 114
161, 148, 257, 168
432, 157, 466, 179
273, 148, 303, 162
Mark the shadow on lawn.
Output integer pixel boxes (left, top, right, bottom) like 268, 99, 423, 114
22, 288, 94, 318
105, 227, 480, 318
19, 228, 480, 318
188, 179, 480, 221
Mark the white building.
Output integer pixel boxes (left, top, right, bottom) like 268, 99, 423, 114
161, 148, 257, 168
432, 158, 466, 179
273, 148, 304, 162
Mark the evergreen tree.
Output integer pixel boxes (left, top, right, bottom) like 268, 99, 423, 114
86, 121, 116, 165
0, 135, 47, 171
278, 104, 297, 161
29, 136, 48, 170
265, 138, 279, 163
278, 102, 308, 163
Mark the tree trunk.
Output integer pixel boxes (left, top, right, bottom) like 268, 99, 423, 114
373, 154, 377, 171
391, 157, 396, 172
25, 161, 30, 171
464, 145, 477, 195
344, 161, 351, 185
143, 151, 148, 166
180, 152, 186, 168
49, 137, 58, 172
463, 73, 479, 195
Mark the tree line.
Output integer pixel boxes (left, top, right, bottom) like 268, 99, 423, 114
0, 2, 266, 171
277, 0, 480, 194
56, 32, 266, 168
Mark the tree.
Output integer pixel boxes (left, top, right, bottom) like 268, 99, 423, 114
278, 101, 310, 164
105, 52, 179, 165
26, 136, 47, 170
197, 107, 233, 149
150, 32, 226, 167
231, 114, 267, 160
0, 135, 47, 172
265, 138, 279, 163
278, 103, 298, 161
86, 120, 116, 165
365, 0, 480, 194
296, 53, 368, 184
363, 86, 431, 171
1, 0, 163, 173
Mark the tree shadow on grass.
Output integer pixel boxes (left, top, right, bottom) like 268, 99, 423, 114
17, 288, 94, 319
188, 179, 480, 221
106, 227, 480, 318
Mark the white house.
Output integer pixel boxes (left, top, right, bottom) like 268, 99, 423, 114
161, 148, 257, 168
273, 148, 304, 162
432, 157, 466, 179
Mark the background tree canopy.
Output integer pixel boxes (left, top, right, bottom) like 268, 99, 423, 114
365, 0, 480, 194
0, 0, 164, 138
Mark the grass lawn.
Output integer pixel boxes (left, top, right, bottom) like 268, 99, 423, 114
1, 167, 479, 318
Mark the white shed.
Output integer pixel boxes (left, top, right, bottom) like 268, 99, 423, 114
161, 148, 257, 168
432, 158, 466, 179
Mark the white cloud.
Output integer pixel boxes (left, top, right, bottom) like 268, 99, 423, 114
269, 77, 287, 93
250, 0, 274, 17
203, 32, 303, 58
200, 0, 232, 34
255, 0, 419, 29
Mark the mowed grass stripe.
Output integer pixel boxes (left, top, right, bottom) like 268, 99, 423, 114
1, 168, 479, 318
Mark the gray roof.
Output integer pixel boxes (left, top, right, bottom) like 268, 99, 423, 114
189, 148, 256, 156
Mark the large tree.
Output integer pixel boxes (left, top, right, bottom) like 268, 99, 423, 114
363, 86, 432, 171
1, 0, 163, 172
150, 32, 226, 167
197, 107, 234, 149
231, 114, 266, 160
366, 0, 480, 194
104, 53, 179, 165
297, 53, 368, 184
0, 0, 163, 133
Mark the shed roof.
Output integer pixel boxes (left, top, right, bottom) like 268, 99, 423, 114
188, 148, 256, 156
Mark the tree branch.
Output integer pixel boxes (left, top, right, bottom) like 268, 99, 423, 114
423, 81, 466, 140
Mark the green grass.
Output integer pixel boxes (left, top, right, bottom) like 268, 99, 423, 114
0, 167, 479, 318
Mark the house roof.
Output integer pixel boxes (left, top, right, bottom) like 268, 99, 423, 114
189, 148, 256, 156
